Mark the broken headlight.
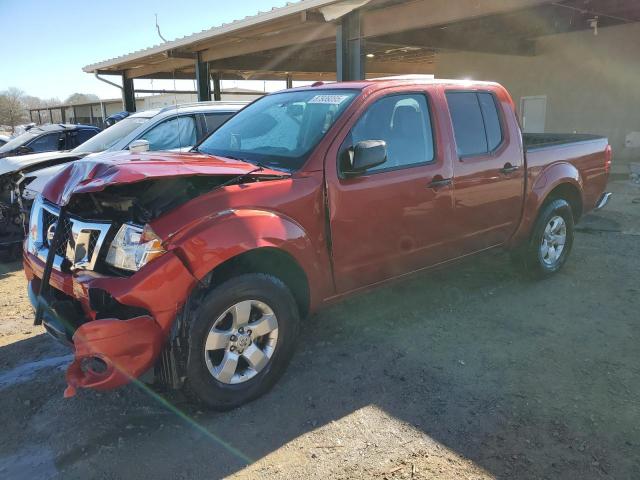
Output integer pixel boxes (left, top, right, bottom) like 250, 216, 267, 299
105, 223, 166, 272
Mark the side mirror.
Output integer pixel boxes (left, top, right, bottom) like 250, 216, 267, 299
129, 139, 150, 153
16, 145, 33, 155
341, 140, 387, 176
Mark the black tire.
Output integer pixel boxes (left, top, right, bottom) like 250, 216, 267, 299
183, 273, 300, 410
511, 198, 574, 278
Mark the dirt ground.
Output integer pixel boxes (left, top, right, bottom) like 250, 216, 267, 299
1, 178, 639, 480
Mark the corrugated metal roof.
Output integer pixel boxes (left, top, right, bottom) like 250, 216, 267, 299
83, 0, 343, 73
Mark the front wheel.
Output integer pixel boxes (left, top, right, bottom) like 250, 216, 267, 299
511, 198, 575, 278
183, 273, 300, 410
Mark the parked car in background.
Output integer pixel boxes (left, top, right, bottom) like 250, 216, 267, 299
0, 135, 10, 146
23, 78, 612, 409
0, 124, 100, 159
104, 111, 129, 127
0, 101, 247, 256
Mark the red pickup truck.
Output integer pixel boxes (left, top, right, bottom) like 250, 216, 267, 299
23, 78, 612, 409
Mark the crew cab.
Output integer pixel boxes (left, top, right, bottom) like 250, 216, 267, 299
23, 79, 612, 409
0, 102, 245, 256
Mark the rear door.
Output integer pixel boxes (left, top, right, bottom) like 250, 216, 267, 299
327, 89, 455, 293
446, 90, 525, 254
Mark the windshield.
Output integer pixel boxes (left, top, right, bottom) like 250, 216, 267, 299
196, 89, 359, 171
0, 131, 39, 153
73, 116, 152, 153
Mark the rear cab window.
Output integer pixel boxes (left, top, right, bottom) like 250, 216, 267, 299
445, 91, 503, 157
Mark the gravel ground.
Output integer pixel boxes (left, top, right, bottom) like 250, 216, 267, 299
0, 179, 639, 480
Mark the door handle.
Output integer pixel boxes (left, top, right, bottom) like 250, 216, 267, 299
427, 177, 452, 189
500, 163, 519, 174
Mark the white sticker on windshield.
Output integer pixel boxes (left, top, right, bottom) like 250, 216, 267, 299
308, 94, 350, 105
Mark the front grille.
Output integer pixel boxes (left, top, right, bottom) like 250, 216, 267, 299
42, 209, 72, 257
31, 199, 112, 272
87, 231, 100, 259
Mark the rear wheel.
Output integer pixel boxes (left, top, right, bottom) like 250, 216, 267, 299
512, 198, 574, 278
183, 273, 300, 410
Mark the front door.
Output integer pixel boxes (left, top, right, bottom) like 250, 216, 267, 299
327, 91, 455, 293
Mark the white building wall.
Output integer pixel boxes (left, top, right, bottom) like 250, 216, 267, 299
435, 21, 640, 165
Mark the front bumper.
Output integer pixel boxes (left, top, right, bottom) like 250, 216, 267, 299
24, 250, 198, 396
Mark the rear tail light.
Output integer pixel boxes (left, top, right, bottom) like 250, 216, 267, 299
605, 144, 612, 174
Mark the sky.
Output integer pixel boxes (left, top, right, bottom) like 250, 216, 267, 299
0, 0, 293, 101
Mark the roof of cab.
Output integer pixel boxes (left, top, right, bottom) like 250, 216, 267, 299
289, 77, 502, 93
130, 100, 249, 119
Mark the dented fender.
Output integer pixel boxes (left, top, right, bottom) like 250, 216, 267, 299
162, 208, 329, 309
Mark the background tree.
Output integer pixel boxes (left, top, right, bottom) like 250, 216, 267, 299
0, 88, 28, 132
64, 93, 99, 104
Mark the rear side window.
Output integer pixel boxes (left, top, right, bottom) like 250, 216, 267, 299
68, 129, 98, 148
203, 113, 233, 134
75, 128, 99, 145
349, 93, 434, 172
446, 91, 503, 157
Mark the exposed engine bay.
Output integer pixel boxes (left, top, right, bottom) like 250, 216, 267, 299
0, 174, 28, 254
63, 175, 255, 224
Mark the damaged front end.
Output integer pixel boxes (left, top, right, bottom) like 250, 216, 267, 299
23, 154, 287, 397
0, 173, 28, 256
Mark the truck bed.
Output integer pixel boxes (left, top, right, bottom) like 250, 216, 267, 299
523, 133, 606, 151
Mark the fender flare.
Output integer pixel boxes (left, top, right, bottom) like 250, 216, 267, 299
167, 208, 331, 307
509, 162, 583, 248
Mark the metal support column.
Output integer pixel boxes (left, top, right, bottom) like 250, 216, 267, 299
196, 53, 212, 102
60, 107, 66, 123
212, 72, 222, 101
286, 74, 293, 89
72, 106, 77, 124
336, 9, 365, 81
122, 75, 136, 112
29, 110, 34, 123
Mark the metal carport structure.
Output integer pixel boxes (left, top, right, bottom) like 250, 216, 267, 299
82, 0, 640, 164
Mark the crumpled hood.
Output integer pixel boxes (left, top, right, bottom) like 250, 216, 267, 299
0, 151, 80, 177
41, 150, 286, 206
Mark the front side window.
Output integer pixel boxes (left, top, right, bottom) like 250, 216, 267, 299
197, 89, 359, 171
348, 94, 434, 172
446, 91, 503, 157
139, 115, 197, 151
28, 133, 62, 153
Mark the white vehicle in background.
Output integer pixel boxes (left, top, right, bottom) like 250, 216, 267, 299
0, 101, 247, 257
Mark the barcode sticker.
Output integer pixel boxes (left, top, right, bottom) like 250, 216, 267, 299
308, 94, 351, 105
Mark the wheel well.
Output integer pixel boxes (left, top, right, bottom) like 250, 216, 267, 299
201, 247, 310, 318
545, 183, 583, 221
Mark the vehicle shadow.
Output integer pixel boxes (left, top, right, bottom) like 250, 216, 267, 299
1, 234, 638, 479
0, 259, 22, 279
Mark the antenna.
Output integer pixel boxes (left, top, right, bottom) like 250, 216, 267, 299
172, 70, 184, 150
155, 14, 168, 42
